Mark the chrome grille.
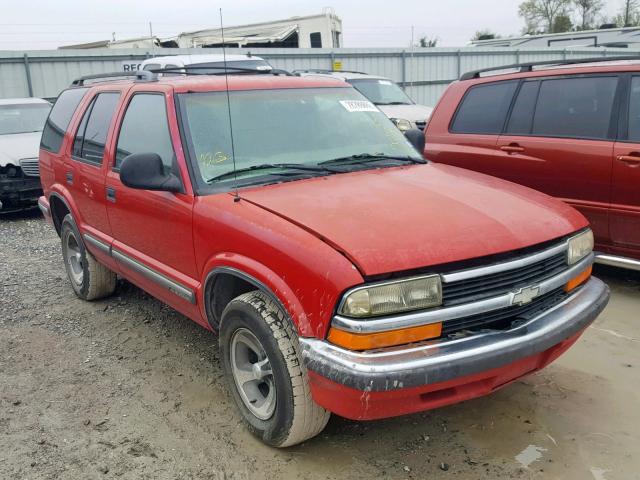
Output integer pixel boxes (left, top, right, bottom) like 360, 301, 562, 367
442, 251, 567, 306
19, 158, 40, 177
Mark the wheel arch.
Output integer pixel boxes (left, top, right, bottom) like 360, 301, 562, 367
201, 259, 310, 336
49, 191, 75, 237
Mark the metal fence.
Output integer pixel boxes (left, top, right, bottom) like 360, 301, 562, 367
0, 47, 635, 106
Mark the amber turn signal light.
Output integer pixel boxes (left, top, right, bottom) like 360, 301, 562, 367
564, 265, 592, 292
327, 322, 442, 351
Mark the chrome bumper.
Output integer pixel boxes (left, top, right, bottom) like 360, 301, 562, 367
300, 277, 609, 392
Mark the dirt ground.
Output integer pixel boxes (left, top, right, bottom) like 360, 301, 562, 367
1, 210, 639, 480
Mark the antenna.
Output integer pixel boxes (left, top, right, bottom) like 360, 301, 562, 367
220, 8, 240, 202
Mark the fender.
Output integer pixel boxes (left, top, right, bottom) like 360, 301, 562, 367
49, 186, 81, 232
199, 253, 313, 337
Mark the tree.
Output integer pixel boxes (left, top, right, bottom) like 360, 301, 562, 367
519, 0, 571, 33
417, 36, 438, 47
572, 0, 604, 30
472, 29, 501, 41
551, 13, 573, 32
615, 0, 640, 26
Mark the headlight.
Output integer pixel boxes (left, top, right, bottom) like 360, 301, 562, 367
391, 118, 412, 132
567, 229, 594, 265
339, 275, 442, 318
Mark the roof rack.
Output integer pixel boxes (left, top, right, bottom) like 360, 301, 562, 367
460, 55, 640, 81
292, 68, 369, 75
71, 70, 157, 86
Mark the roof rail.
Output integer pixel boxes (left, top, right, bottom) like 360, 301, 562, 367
460, 54, 640, 81
292, 68, 369, 75
147, 66, 293, 76
71, 70, 157, 86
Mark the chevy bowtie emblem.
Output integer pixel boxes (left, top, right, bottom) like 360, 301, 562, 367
511, 285, 540, 306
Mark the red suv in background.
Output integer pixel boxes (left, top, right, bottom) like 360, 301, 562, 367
38, 68, 608, 447
425, 57, 640, 271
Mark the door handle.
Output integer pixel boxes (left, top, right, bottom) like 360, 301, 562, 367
500, 145, 525, 154
617, 154, 640, 167
65, 172, 73, 185
106, 187, 116, 203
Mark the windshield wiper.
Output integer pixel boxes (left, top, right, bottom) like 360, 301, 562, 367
375, 101, 412, 105
318, 153, 426, 167
206, 163, 339, 184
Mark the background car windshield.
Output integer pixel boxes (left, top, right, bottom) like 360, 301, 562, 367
348, 79, 413, 105
180, 87, 419, 186
0, 103, 51, 135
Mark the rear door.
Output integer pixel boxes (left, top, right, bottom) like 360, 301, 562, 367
611, 74, 640, 252
427, 80, 518, 170
497, 74, 620, 246
64, 89, 122, 271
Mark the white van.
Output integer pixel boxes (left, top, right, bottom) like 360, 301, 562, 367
140, 54, 272, 75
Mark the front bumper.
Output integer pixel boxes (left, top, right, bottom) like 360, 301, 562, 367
0, 174, 42, 212
300, 277, 609, 418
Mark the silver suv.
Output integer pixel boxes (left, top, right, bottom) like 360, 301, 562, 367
294, 69, 433, 131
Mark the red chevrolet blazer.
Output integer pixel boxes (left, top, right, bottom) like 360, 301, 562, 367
38, 69, 609, 447
425, 57, 640, 272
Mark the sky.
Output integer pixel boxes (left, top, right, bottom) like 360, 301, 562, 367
0, 0, 622, 50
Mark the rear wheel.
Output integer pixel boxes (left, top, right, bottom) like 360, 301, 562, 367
220, 291, 330, 447
61, 214, 116, 301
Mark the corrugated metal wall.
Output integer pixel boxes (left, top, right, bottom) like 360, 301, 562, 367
0, 47, 634, 105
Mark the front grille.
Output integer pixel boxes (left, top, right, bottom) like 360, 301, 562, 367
442, 288, 568, 336
442, 251, 567, 307
19, 158, 40, 177
415, 121, 427, 131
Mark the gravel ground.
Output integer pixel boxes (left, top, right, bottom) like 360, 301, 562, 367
1, 210, 639, 480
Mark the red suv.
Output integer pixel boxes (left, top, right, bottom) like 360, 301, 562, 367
425, 56, 640, 271
38, 69, 608, 447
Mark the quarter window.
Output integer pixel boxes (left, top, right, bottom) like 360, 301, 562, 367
450, 81, 518, 134
532, 76, 618, 140
72, 92, 120, 164
40, 88, 88, 153
115, 94, 175, 170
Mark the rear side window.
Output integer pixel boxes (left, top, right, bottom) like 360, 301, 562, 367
450, 81, 518, 134
626, 77, 640, 142
40, 88, 88, 153
115, 94, 175, 170
506, 81, 539, 135
72, 93, 120, 164
532, 76, 618, 140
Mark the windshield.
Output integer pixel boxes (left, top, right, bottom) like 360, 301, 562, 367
347, 79, 414, 105
179, 87, 421, 190
0, 103, 51, 135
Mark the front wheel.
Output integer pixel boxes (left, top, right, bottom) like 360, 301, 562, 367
60, 214, 116, 301
219, 291, 330, 447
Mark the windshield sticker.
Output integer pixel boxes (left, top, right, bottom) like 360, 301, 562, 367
339, 100, 378, 113
199, 151, 230, 166
378, 80, 393, 85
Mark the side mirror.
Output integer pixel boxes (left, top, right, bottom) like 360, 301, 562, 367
404, 128, 426, 154
120, 153, 183, 193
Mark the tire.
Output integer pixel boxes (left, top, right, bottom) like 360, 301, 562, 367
220, 291, 330, 447
60, 214, 116, 301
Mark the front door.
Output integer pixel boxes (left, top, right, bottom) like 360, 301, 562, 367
105, 90, 200, 319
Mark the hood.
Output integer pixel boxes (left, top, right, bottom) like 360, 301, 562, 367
0, 132, 42, 167
240, 163, 586, 276
377, 103, 433, 124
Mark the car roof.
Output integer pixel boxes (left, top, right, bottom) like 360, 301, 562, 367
0, 97, 51, 106
297, 70, 391, 82
141, 54, 267, 65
